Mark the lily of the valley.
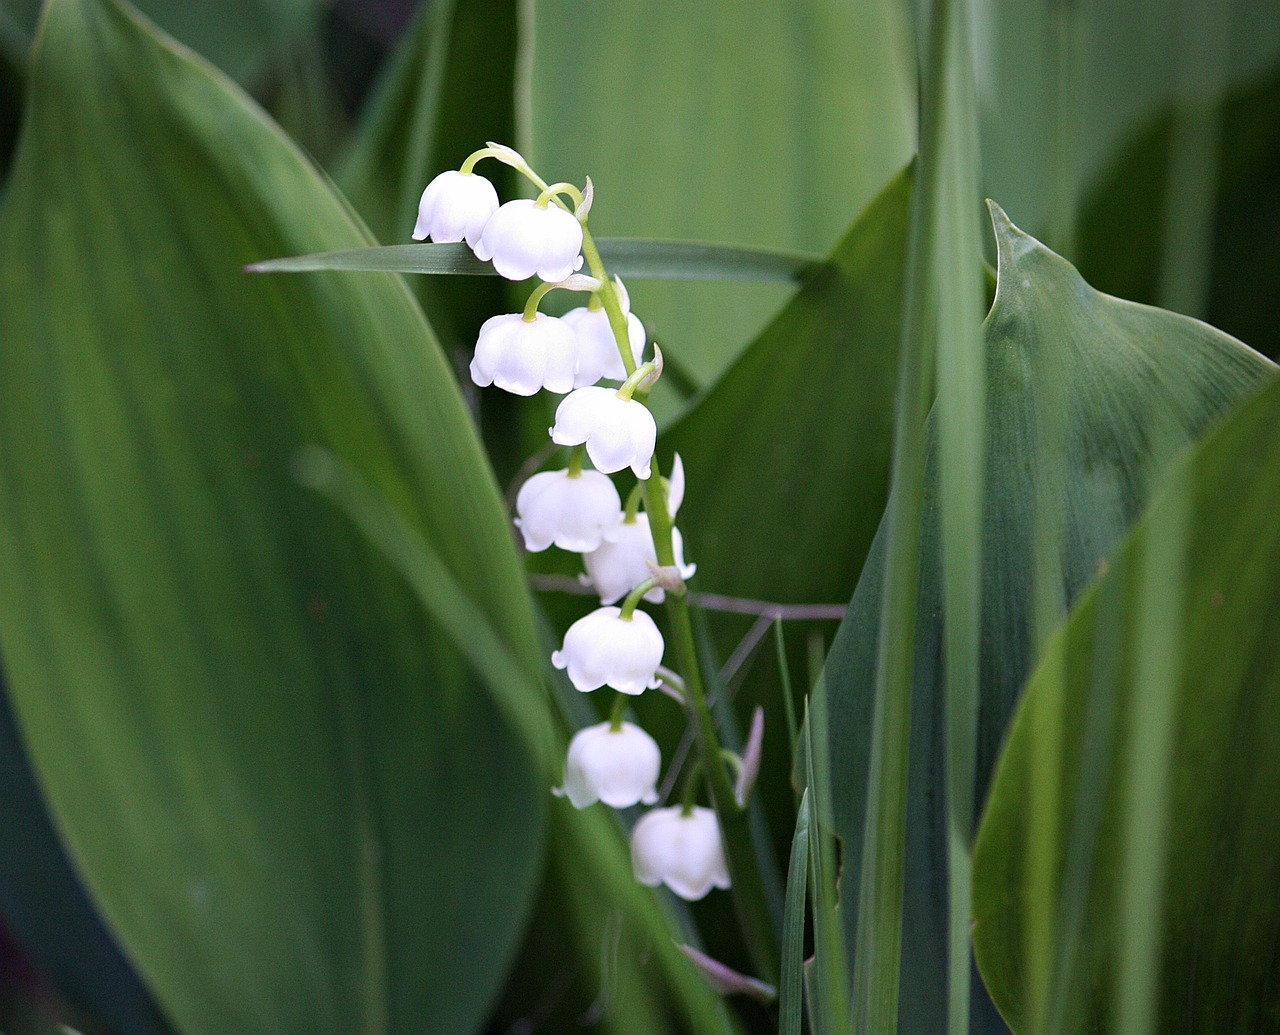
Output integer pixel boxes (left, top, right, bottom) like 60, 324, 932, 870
553, 721, 661, 809
473, 198, 584, 282
412, 169, 499, 247
584, 512, 696, 605
550, 386, 657, 478
552, 606, 664, 695
515, 468, 622, 553
563, 304, 646, 386
470, 313, 577, 396
631, 805, 731, 901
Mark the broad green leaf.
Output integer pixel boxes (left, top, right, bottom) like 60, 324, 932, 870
0, 685, 170, 1035
1, 0, 316, 87
523, 0, 916, 391
249, 238, 821, 282
0, 1, 550, 1033
976, 0, 1280, 248
816, 206, 1275, 1034
661, 167, 910, 606
972, 369, 1280, 1033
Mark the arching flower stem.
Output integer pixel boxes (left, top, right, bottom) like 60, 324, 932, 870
609, 691, 628, 733
619, 578, 657, 621
535, 181, 586, 210
521, 281, 560, 322
567, 444, 585, 478
574, 194, 781, 984
623, 481, 645, 522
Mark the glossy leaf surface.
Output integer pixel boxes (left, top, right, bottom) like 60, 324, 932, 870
0, 1, 547, 1032
816, 206, 1275, 1033
973, 370, 1280, 1032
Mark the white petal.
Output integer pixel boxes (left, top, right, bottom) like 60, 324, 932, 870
630, 807, 729, 901
515, 469, 622, 553
413, 170, 498, 246
474, 199, 584, 282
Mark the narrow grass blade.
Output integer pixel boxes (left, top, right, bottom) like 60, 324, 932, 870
247, 238, 822, 281
780, 788, 812, 1035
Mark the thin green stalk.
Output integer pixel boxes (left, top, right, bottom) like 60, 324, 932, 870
580, 228, 779, 982
852, 0, 978, 1029
1115, 456, 1190, 1033
647, 466, 780, 984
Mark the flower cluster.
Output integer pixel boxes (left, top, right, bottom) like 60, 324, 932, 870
415, 145, 727, 902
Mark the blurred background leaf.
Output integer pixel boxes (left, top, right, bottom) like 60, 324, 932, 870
521, 0, 917, 415
816, 205, 1275, 1034
972, 368, 1280, 1032
0, 0, 550, 1031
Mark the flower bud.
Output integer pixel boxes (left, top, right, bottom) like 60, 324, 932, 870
551, 606, 664, 695
470, 313, 577, 396
553, 721, 661, 809
549, 386, 656, 478
412, 170, 499, 247
515, 468, 622, 553
473, 199, 584, 282
583, 512, 696, 605
631, 805, 731, 901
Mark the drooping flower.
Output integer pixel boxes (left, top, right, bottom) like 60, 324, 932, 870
412, 170, 499, 247
550, 386, 656, 478
631, 806, 731, 901
552, 606, 664, 695
470, 313, 577, 396
583, 512, 697, 605
515, 468, 622, 553
563, 304, 645, 386
553, 721, 661, 809
473, 199, 584, 282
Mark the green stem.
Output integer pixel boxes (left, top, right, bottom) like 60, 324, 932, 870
567, 444, 585, 477
536, 180, 586, 210
580, 227, 638, 378
609, 691, 628, 732
619, 578, 656, 620
586, 214, 779, 984
643, 457, 779, 983
522, 281, 559, 321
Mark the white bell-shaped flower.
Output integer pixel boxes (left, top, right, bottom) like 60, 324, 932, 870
552, 606, 664, 695
473, 199, 584, 282
470, 313, 577, 396
553, 721, 661, 809
515, 468, 622, 553
563, 305, 646, 386
631, 805, 731, 901
412, 170, 499, 247
584, 512, 697, 605
550, 386, 656, 478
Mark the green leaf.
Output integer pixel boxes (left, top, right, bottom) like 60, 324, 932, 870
972, 369, 1280, 1032
523, 0, 916, 390
816, 205, 1275, 1034
779, 788, 811, 1035
247, 238, 822, 283
976, 0, 1280, 250
0, 1, 551, 1032
661, 166, 911, 606
1, 0, 317, 87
